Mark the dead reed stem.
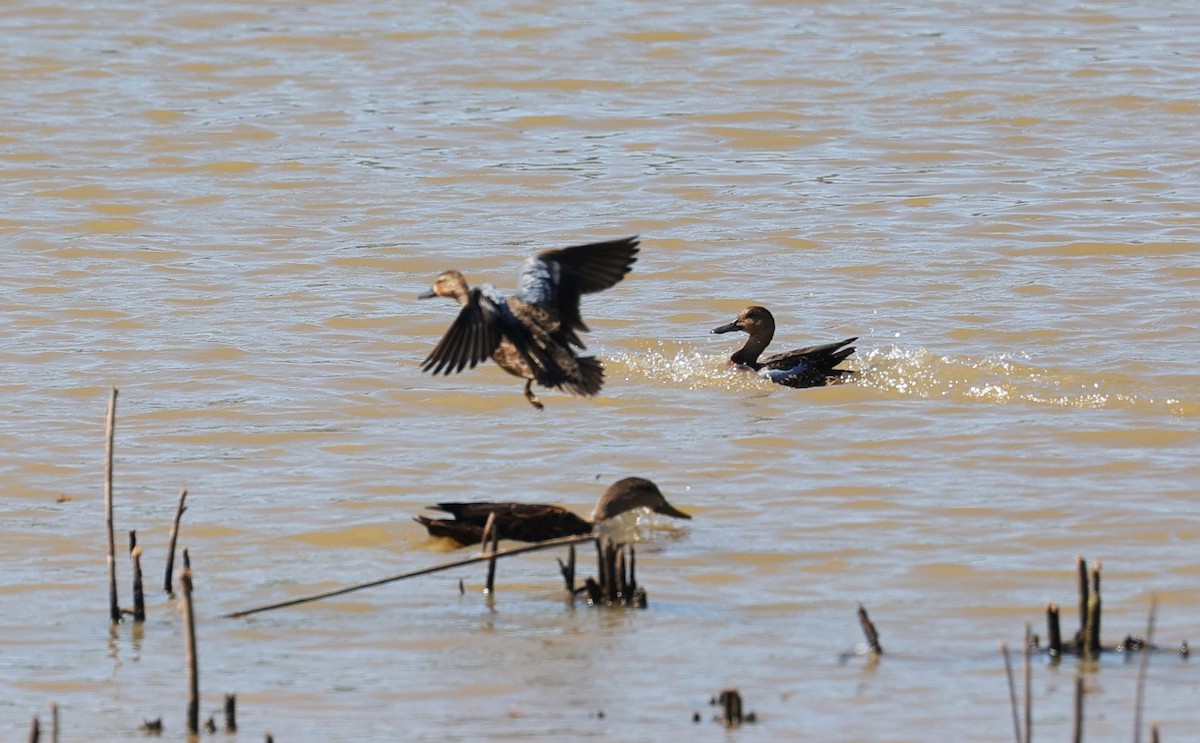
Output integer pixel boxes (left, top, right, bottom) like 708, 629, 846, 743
224, 693, 237, 733
181, 569, 199, 735
857, 605, 883, 656
483, 512, 498, 595
557, 545, 576, 596
1023, 623, 1032, 743
1046, 603, 1061, 657
104, 387, 120, 624
1001, 643, 1023, 743
1076, 555, 1088, 646
1071, 674, 1083, 743
163, 489, 188, 595
129, 531, 145, 623
1085, 562, 1102, 657
226, 533, 597, 618
49, 702, 57, 743
27, 715, 39, 743
1133, 599, 1158, 743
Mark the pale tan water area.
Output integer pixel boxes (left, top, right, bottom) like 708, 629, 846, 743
3, 0, 1200, 740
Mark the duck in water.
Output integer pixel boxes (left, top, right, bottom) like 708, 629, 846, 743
711, 305, 856, 388
413, 477, 691, 547
419, 236, 639, 409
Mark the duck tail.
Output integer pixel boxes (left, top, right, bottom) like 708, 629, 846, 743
564, 355, 605, 397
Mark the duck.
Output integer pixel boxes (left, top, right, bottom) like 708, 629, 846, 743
419, 236, 640, 409
413, 476, 691, 547
711, 305, 857, 388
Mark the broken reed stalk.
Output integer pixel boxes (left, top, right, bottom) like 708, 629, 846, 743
857, 605, 883, 656
164, 489, 188, 595
482, 512, 499, 595
225, 533, 597, 618
181, 569, 199, 735
105, 387, 120, 624
1085, 562, 1102, 657
557, 545, 576, 596
1132, 599, 1158, 743
49, 702, 57, 743
129, 531, 145, 623
183, 547, 191, 570
1001, 644, 1023, 743
719, 688, 743, 727
1023, 623, 1032, 743
1071, 674, 1084, 743
628, 546, 637, 594
28, 715, 38, 743
224, 693, 237, 733
1076, 555, 1089, 646
1046, 602, 1062, 657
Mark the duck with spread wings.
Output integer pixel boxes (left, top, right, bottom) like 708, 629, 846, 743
419, 236, 639, 409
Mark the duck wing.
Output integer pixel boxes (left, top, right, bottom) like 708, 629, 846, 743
515, 236, 640, 347
421, 287, 506, 375
428, 502, 592, 542
760, 337, 857, 388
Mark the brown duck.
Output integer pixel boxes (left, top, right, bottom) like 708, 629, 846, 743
712, 306, 857, 388
414, 476, 691, 547
419, 236, 640, 409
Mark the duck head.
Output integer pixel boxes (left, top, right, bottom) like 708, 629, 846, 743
711, 306, 776, 366
591, 477, 691, 522
418, 270, 471, 305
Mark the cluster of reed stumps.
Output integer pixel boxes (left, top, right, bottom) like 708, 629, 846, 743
26, 389, 260, 741
1002, 556, 1185, 743
851, 556, 1186, 743
559, 539, 647, 608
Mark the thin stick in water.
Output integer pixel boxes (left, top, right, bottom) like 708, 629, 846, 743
105, 387, 120, 624
28, 715, 39, 743
557, 544, 576, 596
857, 605, 883, 656
164, 489, 188, 595
1071, 674, 1083, 743
225, 533, 597, 618
483, 513, 499, 595
1046, 602, 1061, 657
1076, 555, 1089, 646
129, 531, 145, 623
1085, 562, 1102, 657
1001, 643, 1023, 743
49, 702, 57, 743
224, 693, 237, 733
1023, 623, 1032, 743
1132, 599, 1158, 743
181, 569, 199, 735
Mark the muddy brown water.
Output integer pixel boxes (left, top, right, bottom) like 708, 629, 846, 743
3, 1, 1199, 740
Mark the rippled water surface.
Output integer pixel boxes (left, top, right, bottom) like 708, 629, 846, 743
3, 1, 1199, 740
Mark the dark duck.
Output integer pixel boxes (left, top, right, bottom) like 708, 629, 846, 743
711, 305, 856, 388
419, 236, 640, 409
414, 477, 691, 547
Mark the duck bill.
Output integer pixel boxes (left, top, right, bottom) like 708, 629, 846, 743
655, 501, 692, 520
710, 320, 740, 334
417, 288, 437, 299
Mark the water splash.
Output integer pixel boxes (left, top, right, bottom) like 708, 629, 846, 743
607, 342, 771, 392
608, 343, 1194, 417
855, 346, 1194, 416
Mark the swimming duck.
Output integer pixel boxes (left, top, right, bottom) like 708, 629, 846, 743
711, 306, 856, 388
419, 236, 639, 409
414, 476, 691, 547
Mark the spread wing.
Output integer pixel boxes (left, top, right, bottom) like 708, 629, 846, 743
420, 288, 504, 375
515, 235, 640, 347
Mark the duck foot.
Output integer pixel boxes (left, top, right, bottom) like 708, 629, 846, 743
523, 381, 545, 410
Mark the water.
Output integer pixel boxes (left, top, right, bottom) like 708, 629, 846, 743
3, 0, 1199, 740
